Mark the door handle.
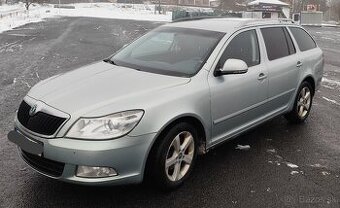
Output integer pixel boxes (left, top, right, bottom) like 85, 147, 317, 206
296, 61, 303, 67
258, 73, 267, 81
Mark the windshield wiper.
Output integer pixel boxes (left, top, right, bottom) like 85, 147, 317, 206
103, 58, 116, 65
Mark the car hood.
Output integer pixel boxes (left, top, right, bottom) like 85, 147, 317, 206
28, 62, 190, 115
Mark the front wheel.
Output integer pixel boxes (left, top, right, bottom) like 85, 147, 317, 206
285, 81, 313, 123
146, 122, 198, 191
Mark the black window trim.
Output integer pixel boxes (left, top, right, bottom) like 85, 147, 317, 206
283, 27, 296, 55
214, 28, 261, 74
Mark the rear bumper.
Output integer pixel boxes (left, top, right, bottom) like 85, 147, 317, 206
9, 128, 156, 186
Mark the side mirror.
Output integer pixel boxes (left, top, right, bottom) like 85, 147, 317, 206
215, 59, 248, 76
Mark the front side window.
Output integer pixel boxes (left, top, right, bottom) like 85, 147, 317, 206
111, 27, 224, 77
217, 29, 260, 69
289, 27, 316, 52
261, 27, 292, 61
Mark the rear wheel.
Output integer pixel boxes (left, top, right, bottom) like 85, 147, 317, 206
146, 122, 198, 191
285, 81, 313, 123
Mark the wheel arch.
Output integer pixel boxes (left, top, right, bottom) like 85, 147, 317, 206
142, 114, 208, 181
302, 75, 316, 95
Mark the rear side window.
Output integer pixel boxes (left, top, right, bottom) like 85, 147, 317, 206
289, 27, 316, 51
261, 27, 293, 61
218, 29, 260, 68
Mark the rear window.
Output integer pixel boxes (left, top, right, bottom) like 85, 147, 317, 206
261, 27, 293, 61
289, 27, 316, 52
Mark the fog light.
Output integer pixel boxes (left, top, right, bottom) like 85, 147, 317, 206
76, 166, 118, 178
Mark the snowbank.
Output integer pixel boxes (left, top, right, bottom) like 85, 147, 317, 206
0, 4, 52, 33
0, 3, 172, 33
54, 3, 172, 22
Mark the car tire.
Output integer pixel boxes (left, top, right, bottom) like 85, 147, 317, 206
145, 122, 198, 191
285, 81, 314, 124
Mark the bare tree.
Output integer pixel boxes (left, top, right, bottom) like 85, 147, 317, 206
24, 0, 47, 10
218, 0, 245, 11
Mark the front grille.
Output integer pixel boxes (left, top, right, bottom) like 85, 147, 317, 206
21, 150, 65, 177
17, 101, 66, 136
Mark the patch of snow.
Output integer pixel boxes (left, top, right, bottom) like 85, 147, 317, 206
322, 85, 335, 90
322, 77, 340, 87
268, 160, 281, 166
321, 37, 336, 41
275, 154, 283, 159
286, 162, 299, 168
321, 171, 330, 176
290, 171, 299, 175
5, 33, 32, 37
322, 96, 340, 106
321, 23, 340, 27
235, 144, 251, 150
21, 80, 31, 88
266, 149, 276, 154
310, 163, 323, 168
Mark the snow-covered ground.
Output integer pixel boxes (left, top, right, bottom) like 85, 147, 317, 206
0, 3, 172, 33
0, 3, 51, 33
54, 3, 172, 21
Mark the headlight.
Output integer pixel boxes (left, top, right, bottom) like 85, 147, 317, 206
66, 110, 144, 140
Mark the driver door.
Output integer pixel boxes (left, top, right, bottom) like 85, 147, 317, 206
208, 28, 268, 145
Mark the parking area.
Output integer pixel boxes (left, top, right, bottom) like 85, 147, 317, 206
0, 17, 339, 208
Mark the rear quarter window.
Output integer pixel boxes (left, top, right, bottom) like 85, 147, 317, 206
289, 27, 316, 52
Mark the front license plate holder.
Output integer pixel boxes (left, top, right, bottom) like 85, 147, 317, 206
8, 130, 43, 156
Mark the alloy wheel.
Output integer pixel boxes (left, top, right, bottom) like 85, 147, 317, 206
297, 86, 311, 119
165, 131, 195, 182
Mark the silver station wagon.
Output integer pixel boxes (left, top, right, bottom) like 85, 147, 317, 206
8, 18, 324, 190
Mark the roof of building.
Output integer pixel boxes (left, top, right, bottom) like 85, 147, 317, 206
247, 0, 289, 6
167, 18, 294, 33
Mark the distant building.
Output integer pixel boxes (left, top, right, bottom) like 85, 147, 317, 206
247, 0, 290, 18
209, 0, 219, 7
177, 0, 209, 6
151, 0, 209, 7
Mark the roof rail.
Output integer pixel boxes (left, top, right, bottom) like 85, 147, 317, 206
241, 18, 295, 27
172, 16, 227, 23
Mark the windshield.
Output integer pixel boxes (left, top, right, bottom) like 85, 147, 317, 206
111, 27, 225, 77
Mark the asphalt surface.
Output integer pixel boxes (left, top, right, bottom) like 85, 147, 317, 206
0, 17, 339, 208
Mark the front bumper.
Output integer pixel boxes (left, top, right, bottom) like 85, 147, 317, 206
9, 128, 156, 186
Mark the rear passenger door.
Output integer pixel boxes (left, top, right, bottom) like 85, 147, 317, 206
260, 26, 299, 113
